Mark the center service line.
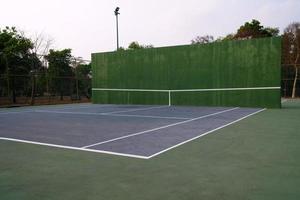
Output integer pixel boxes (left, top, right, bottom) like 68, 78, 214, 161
81, 107, 239, 149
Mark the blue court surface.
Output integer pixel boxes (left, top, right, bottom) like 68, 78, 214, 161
0, 103, 264, 159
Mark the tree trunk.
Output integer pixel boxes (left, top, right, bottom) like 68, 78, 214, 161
30, 75, 35, 105
60, 89, 63, 101
6, 74, 10, 101
5, 56, 11, 104
12, 90, 16, 104
292, 66, 298, 98
11, 76, 16, 104
292, 54, 299, 98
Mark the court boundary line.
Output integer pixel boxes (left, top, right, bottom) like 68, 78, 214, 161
81, 107, 239, 149
92, 87, 280, 92
0, 107, 266, 160
0, 103, 95, 114
34, 110, 190, 120
41, 104, 111, 111
147, 108, 266, 159
93, 88, 169, 92
0, 137, 148, 159
0, 111, 34, 115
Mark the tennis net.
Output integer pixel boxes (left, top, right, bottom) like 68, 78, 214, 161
92, 87, 280, 107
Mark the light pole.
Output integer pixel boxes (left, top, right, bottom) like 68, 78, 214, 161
114, 7, 120, 50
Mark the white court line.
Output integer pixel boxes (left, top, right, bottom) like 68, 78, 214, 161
104, 113, 190, 120
82, 107, 239, 149
102, 105, 168, 114
92, 88, 169, 92
33, 103, 92, 109
0, 111, 33, 115
34, 105, 167, 115
36, 105, 168, 115
36, 104, 110, 111
0, 104, 98, 115
0, 137, 148, 159
34, 110, 189, 120
0, 108, 266, 160
34, 110, 103, 115
43, 105, 96, 111
93, 87, 280, 92
147, 108, 266, 159
171, 87, 280, 92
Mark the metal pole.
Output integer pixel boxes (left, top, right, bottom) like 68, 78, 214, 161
115, 7, 120, 50
76, 64, 79, 100
116, 14, 119, 50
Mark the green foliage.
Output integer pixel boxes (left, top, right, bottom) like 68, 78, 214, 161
127, 41, 154, 50
0, 26, 92, 104
77, 63, 91, 78
216, 34, 235, 42
117, 46, 126, 51
282, 22, 300, 98
0, 26, 42, 103
76, 63, 92, 98
128, 41, 142, 50
46, 49, 72, 77
214, 20, 279, 42
234, 19, 279, 39
0, 26, 35, 75
282, 22, 300, 65
45, 49, 73, 99
192, 20, 279, 43
191, 35, 214, 44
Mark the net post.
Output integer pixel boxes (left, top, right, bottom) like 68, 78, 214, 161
168, 90, 171, 106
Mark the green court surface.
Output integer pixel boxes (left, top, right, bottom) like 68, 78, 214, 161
0, 100, 300, 200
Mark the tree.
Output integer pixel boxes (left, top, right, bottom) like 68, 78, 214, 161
127, 41, 154, 50
77, 63, 92, 98
70, 57, 92, 99
234, 19, 279, 39
45, 49, 73, 100
283, 22, 300, 98
77, 63, 91, 78
191, 35, 214, 44
117, 46, 126, 51
128, 41, 142, 50
0, 26, 36, 103
216, 34, 235, 42
25, 32, 54, 105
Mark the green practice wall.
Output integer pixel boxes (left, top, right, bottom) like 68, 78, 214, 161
92, 37, 281, 108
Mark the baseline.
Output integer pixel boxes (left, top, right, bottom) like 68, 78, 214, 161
0, 137, 148, 159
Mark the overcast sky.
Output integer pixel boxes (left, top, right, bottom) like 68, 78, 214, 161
1, 0, 299, 60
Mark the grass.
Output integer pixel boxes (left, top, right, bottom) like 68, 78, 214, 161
0, 100, 300, 200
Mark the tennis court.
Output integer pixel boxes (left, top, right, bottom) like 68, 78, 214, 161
0, 103, 263, 159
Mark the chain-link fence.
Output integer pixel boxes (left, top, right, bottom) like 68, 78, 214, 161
0, 74, 91, 107
0, 65, 298, 107
282, 65, 300, 98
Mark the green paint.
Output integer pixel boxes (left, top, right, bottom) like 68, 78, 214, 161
92, 90, 168, 105
92, 37, 281, 108
1, 100, 299, 199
